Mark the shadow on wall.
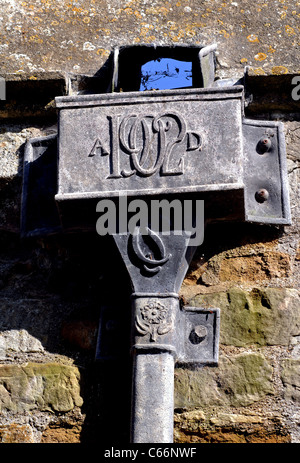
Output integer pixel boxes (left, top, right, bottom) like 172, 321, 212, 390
0, 61, 134, 437
0, 216, 133, 443
0, 48, 184, 441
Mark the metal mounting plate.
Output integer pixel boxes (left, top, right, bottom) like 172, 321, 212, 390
243, 119, 291, 225
177, 307, 220, 365
96, 304, 220, 364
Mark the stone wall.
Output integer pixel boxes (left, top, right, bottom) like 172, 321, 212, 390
0, 0, 299, 444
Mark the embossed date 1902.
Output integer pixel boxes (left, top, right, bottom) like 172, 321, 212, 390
88, 112, 203, 178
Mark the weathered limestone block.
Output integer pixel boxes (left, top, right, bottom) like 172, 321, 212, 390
199, 250, 291, 286
174, 410, 290, 443
0, 330, 44, 360
0, 363, 83, 413
0, 423, 34, 443
1, 0, 299, 77
190, 287, 300, 346
41, 419, 83, 443
209, 412, 263, 426
281, 358, 300, 402
175, 352, 274, 408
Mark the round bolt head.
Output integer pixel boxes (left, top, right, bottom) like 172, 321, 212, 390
189, 325, 208, 344
255, 188, 269, 203
257, 136, 272, 154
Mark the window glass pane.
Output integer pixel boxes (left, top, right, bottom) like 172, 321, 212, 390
140, 58, 192, 91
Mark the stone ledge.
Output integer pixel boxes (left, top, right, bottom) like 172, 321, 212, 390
0, 72, 299, 120
0, 1, 299, 78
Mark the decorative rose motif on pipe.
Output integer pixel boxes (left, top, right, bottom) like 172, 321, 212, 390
135, 300, 173, 342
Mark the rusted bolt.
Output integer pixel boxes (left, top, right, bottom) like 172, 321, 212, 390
257, 136, 272, 154
189, 325, 208, 344
255, 189, 269, 203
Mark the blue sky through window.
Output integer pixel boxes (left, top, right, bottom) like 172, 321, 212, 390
140, 58, 192, 91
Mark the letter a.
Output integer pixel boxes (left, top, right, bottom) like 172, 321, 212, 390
89, 138, 109, 157
96, 200, 117, 235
